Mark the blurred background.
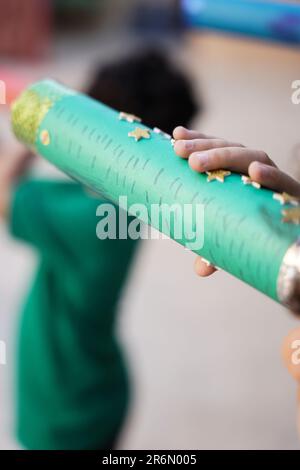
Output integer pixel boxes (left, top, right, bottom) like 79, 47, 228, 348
1, 0, 300, 450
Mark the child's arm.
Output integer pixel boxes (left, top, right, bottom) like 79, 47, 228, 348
9, 180, 102, 266
0, 148, 105, 266
0, 148, 33, 219
173, 126, 300, 277
9, 177, 138, 283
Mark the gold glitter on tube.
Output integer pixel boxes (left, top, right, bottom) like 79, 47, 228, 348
11, 90, 53, 147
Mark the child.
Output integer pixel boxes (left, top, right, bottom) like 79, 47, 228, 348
172, 125, 300, 436
1, 50, 198, 449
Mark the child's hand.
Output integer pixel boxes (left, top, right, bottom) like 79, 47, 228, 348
173, 126, 300, 277
173, 126, 300, 436
0, 147, 34, 219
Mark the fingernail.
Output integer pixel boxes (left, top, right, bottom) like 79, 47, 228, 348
193, 152, 209, 169
184, 141, 194, 151
255, 162, 270, 178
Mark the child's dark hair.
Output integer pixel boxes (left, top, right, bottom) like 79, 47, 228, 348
87, 49, 200, 135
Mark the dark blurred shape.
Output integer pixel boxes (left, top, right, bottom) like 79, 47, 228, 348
87, 49, 200, 135
131, 0, 183, 36
55, 0, 100, 8
0, 0, 52, 58
54, 0, 104, 29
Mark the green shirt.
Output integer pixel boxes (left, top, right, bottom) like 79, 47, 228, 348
10, 179, 138, 450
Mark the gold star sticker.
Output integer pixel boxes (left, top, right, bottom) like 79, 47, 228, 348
282, 207, 300, 224
273, 192, 299, 206
128, 127, 151, 142
119, 112, 142, 123
206, 170, 231, 183
40, 129, 50, 146
241, 175, 261, 189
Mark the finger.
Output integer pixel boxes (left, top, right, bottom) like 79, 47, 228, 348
173, 126, 216, 141
249, 162, 300, 197
194, 256, 217, 277
174, 138, 244, 159
188, 147, 274, 174
282, 328, 300, 382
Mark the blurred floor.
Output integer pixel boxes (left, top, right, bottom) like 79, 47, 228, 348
1, 27, 300, 450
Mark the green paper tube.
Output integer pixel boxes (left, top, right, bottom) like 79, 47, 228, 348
11, 80, 300, 312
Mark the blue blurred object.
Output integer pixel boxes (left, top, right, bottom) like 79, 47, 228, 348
181, 0, 300, 45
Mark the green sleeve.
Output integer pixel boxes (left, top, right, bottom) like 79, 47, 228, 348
9, 179, 136, 269
10, 180, 88, 256
10, 177, 139, 320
